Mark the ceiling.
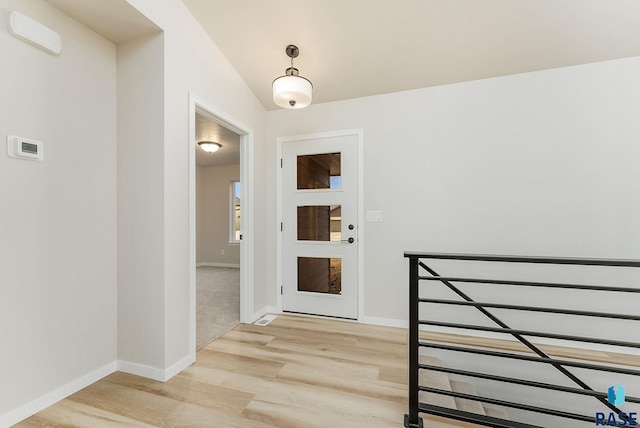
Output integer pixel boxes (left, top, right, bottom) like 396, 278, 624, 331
195, 112, 240, 167
181, 0, 640, 110
46, 0, 160, 43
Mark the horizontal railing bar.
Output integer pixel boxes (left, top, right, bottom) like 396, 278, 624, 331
404, 252, 640, 267
419, 364, 640, 404
418, 298, 640, 321
419, 320, 640, 349
419, 275, 640, 293
418, 403, 542, 428
419, 341, 640, 376
419, 387, 593, 422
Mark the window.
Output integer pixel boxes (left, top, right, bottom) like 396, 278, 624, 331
230, 181, 241, 243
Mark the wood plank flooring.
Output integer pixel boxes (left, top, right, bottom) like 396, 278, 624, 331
16, 315, 477, 428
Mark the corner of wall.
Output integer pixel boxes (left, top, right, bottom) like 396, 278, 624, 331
0, 362, 117, 427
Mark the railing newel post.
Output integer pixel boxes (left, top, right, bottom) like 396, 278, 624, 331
405, 255, 423, 428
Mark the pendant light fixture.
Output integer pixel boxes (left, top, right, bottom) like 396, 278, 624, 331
272, 45, 313, 109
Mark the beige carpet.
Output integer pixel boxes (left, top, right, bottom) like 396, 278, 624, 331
196, 266, 240, 350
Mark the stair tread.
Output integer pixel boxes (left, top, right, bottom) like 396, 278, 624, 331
450, 380, 486, 415
417, 354, 509, 421
419, 355, 457, 409
418, 354, 444, 366
484, 406, 509, 420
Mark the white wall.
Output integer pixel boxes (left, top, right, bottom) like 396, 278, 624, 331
196, 164, 241, 266
117, 32, 165, 370
0, 0, 117, 422
0, 0, 267, 421
124, 0, 267, 371
267, 57, 640, 324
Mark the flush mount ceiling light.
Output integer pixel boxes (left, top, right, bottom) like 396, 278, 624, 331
198, 141, 221, 153
272, 44, 313, 109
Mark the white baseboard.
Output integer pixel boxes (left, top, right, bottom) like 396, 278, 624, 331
0, 361, 117, 428
117, 360, 165, 382
2, 354, 199, 426
196, 262, 240, 268
163, 354, 195, 381
359, 315, 408, 329
117, 354, 195, 383
252, 306, 280, 323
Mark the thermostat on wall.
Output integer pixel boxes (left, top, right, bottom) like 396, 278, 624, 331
7, 135, 44, 161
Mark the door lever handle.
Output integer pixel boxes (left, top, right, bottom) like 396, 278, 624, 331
341, 237, 355, 244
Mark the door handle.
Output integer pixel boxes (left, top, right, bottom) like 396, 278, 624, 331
341, 237, 355, 244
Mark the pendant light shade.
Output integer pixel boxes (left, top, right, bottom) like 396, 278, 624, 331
272, 45, 313, 109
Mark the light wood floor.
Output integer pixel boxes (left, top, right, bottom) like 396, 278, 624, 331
16, 315, 477, 428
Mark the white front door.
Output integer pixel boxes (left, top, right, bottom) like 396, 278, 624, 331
282, 132, 359, 319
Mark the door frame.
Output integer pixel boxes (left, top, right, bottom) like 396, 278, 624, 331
276, 129, 364, 319
188, 92, 254, 359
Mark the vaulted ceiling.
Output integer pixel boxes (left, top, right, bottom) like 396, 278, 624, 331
45, 0, 640, 112
182, 0, 640, 110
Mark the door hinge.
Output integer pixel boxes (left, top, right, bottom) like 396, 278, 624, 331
280, 158, 283, 168
280, 222, 283, 231
280, 286, 283, 295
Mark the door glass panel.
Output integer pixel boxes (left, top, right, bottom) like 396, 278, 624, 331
298, 257, 342, 294
297, 205, 341, 241
297, 152, 341, 189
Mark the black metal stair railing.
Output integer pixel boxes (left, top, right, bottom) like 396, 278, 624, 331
404, 252, 640, 428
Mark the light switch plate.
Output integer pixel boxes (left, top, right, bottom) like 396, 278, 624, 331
366, 210, 383, 222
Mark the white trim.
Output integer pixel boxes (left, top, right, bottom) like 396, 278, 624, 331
276, 137, 283, 312
188, 93, 255, 368
117, 355, 194, 382
162, 354, 194, 381
276, 129, 364, 318
355, 129, 365, 321
0, 362, 116, 427
117, 360, 165, 382
197, 262, 241, 269
253, 305, 281, 322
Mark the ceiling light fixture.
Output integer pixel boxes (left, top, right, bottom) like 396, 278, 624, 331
198, 141, 221, 153
272, 44, 313, 109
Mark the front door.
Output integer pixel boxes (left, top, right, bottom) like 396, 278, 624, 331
282, 132, 359, 319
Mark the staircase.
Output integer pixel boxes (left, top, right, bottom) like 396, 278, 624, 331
419, 355, 509, 421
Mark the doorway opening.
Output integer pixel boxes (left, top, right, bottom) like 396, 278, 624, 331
189, 93, 254, 359
195, 111, 241, 349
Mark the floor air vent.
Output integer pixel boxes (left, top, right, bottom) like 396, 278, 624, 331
254, 314, 277, 326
